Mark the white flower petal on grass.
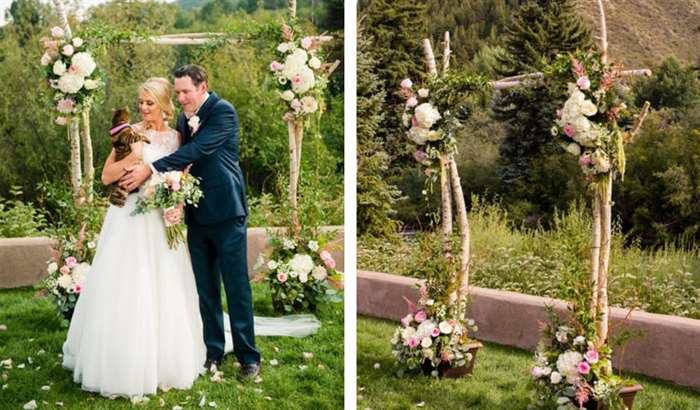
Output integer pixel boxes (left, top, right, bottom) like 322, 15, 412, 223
2, 384, 8, 390
0, 324, 6, 331
23, 401, 37, 410
302, 352, 313, 360
317, 364, 325, 370
416, 402, 426, 407
55, 402, 63, 407
37, 350, 45, 355
27, 357, 33, 364
1, 359, 12, 369
159, 398, 166, 407
172, 407, 183, 410
269, 359, 279, 366
298, 365, 307, 371
373, 363, 380, 369
264, 396, 272, 401
254, 376, 263, 384
17, 364, 25, 369
41, 385, 50, 391
208, 402, 217, 408
198, 396, 206, 407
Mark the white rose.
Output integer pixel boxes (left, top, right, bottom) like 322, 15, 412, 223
401, 326, 416, 341
288, 254, 314, 275
299, 272, 309, 283
311, 265, 327, 281
291, 67, 316, 94
556, 351, 583, 379
57, 73, 85, 94
62, 44, 74, 56
53, 60, 66, 76
308, 56, 321, 69
580, 99, 598, 116
573, 336, 586, 346
72, 37, 83, 47
407, 126, 429, 145
550, 371, 562, 384
561, 142, 581, 156
418, 88, 429, 98
301, 96, 318, 113
84, 79, 99, 90
276, 42, 292, 53
413, 103, 441, 129
57, 274, 72, 289
308, 240, 319, 252
70, 52, 96, 77
267, 260, 278, 270
280, 90, 295, 101
47, 262, 58, 274
420, 337, 432, 348
402, 113, 411, 127
438, 321, 453, 334
40, 53, 52, 66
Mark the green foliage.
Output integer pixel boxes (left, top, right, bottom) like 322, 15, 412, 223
357, 26, 402, 238
633, 57, 700, 110
359, 198, 700, 319
0, 186, 46, 237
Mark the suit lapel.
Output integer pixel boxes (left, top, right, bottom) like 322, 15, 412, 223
177, 113, 191, 142
193, 92, 220, 132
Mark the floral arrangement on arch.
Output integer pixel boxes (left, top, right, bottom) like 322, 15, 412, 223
548, 51, 630, 188
390, 236, 479, 377
43, 225, 98, 326
259, 229, 343, 313
270, 23, 330, 122
531, 306, 628, 409
398, 72, 489, 174
40, 26, 104, 126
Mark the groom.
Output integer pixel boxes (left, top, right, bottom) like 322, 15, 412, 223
121, 64, 261, 379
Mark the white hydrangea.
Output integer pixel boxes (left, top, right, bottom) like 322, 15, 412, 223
57, 274, 72, 289
401, 326, 416, 341
267, 260, 278, 270
301, 96, 318, 114
298, 272, 309, 283
70, 52, 96, 77
280, 90, 295, 101
53, 60, 66, 76
288, 254, 314, 275
420, 337, 432, 348
413, 103, 441, 129
407, 126, 429, 145
308, 56, 321, 70
71, 263, 90, 286
311, 265, 327, 281
291, 67, 316, 94
556, 351, 583, 380
57, 73, 84, 94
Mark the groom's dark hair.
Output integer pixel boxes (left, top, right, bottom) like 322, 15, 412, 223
174, 64, 208, 87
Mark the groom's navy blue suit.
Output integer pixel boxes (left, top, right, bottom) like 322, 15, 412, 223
152, 92, 260, 365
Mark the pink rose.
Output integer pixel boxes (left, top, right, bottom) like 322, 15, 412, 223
556, 109, 563, 119
431, 327, 440, 337
68, 65, 78, 74
414, 311, 427, 323
531, 367, 544, 378
65, 256, 77, 268
577, 76, 591, 90
73, 284, 81, 294
577, 361, 591, 375
290, 99, 302, 111
270, 61, 283, 71
400, 314, 412, 327
407, 337, 419, 348
57, 98, 75, 114
59, 266, 70, 275
400, 78, 413, 89
277, 272, 288, 283
291, 74, 303, 85
50, 26, 64, 38
406, 97, 418, 108
301, 36, 313, 50
563, 123, 575, 137
579, 154, 592, 166
413, 150, 428, 163
163, 207, 182, 227
62, 44, 74, 56
320, 250, 332, 261
584, 350, 599, 364
411, 115, 418, 127
324, 258, 336, 269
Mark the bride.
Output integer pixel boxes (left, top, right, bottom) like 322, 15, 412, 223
62, 77, 318, 398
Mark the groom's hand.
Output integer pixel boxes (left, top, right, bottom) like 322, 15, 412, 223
120, 163, 153, 191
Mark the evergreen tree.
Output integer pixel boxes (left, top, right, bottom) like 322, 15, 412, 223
357, 26, 402, 238
493, 0, 593, 225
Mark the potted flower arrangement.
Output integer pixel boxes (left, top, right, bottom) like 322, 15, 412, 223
391, 236, 481, 378
529, 49, 649, 408
43, 225, 97, 326
261, 229, 342, 314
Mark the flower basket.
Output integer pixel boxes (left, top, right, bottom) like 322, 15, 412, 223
583, 384, 643, 410
421, 342, 482, 378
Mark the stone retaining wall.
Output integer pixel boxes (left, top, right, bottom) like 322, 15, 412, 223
358, 270, 700, 390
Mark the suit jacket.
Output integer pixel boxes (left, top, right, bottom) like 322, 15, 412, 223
152, 92, 248, 226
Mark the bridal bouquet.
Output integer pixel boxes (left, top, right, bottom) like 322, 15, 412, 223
531, 307, 626, 409
261, 231, 342, 313
132, 171, 203, 249
548, 51, 628, 186
43, 225, 97, 326
270, 23, 330, 121
40, 26, 104, 125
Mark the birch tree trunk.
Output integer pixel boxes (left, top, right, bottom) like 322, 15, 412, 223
590, 190, 601, 320
68, 118, 82, 206
80, 109, 94, 202
596, 176, 613, 343
288, 119, 301, 238
288, 0, 296, 20
442, 32, 451, 73
439, 154, 453, 255
422, 39, 438, 77
449, 157, 470, 306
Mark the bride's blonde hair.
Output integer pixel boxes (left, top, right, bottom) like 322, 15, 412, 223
138, 77, 176, 122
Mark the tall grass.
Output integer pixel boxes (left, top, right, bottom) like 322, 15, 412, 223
359, 198, 700, 319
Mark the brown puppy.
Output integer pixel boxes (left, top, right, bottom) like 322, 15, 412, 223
108, 107, 150, 207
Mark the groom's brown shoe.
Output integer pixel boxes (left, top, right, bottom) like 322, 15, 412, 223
238, 362, 261, 380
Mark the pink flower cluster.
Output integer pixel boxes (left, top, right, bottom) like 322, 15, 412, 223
577, 350, 599, 375
320, 250, 336, 269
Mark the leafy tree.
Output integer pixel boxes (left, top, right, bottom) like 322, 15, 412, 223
357, 27, 402, 237
634, 57, 700, 111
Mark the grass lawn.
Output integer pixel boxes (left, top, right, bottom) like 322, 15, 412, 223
0, 283, 343, 409
357, 316, 700, 410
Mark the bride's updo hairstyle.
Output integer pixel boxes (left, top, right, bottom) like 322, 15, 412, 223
138, 77, 176, 122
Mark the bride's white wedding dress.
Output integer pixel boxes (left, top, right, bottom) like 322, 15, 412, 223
62, 125, 319, 398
